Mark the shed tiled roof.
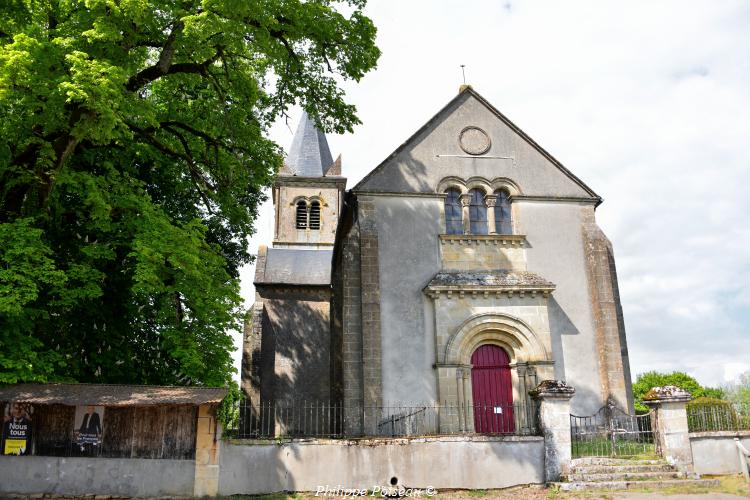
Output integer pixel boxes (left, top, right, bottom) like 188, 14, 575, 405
0, 383, 226, 406
256, 248, 332, 286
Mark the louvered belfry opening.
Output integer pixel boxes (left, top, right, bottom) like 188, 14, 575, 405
296, 200, 308, 229
309, 201, 321, 230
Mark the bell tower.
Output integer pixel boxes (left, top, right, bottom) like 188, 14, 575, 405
272, 112, 346, 249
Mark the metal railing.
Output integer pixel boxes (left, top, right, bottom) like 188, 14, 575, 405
688, 402, 750, 433
571, 404, 657, 458
224, 400, 539, 439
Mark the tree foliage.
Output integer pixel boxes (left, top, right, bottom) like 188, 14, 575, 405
633, 371, 724, 412
724, 371, 750, 403
0, 0, 379, 386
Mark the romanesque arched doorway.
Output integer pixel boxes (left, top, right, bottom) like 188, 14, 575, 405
471, 344, 514, 433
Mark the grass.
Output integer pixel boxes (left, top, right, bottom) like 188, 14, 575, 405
571, 438, 657, 459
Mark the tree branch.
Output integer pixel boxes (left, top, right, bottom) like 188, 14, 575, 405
124, 21, 223, 91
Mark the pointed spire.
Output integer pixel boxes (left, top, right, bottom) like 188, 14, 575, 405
285, 111, 334, 177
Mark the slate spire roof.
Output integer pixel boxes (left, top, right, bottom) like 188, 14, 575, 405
284, 111, 334, 177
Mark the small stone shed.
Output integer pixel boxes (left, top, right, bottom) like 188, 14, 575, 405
0, 383, 226, 497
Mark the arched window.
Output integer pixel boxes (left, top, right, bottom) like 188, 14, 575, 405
469, 188, 488, 235
296, 200, 308, 229
444, 188, 463, 234
494, 190, 512, 234
309, 201, 321, 230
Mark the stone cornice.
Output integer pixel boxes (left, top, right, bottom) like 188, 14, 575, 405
439, 234, 527, 247
425, 286, 554, 300
275, 175, 347, 189
511, 195, 599, 205
352, 190, 445, 199
350, 191, 600, 205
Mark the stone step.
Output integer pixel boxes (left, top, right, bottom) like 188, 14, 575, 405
571, 457, 666, 466
563, 471, 686, 482
570, 464, 676, 474
553, 478, 721, 492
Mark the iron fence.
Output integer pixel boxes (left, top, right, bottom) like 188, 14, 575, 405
687, 402, 750, 433
224, 400, 539, 439
571, 404, 657, 458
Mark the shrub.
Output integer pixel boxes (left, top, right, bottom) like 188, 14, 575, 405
687, 397, 738, 432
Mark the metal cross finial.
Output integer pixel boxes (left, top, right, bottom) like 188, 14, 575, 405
460, 64, 466, 85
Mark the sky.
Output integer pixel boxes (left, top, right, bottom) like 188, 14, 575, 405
235, 0, 750, 388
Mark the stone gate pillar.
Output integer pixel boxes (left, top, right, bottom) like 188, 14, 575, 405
194, 403, 221, 497
530, 380, 575, 482
644, 385, 693, 471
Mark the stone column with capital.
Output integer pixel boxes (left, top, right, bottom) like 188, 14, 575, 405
485, 195, 497, 234
644, 385, 694, 471
459, 193, 471, 234
530, 380, 575, 482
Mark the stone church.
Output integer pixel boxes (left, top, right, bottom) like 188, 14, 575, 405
242, 86, 634, 433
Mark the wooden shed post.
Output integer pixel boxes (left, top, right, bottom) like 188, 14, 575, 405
194, 403, 221, 497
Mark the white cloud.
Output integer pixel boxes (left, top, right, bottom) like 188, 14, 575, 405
234, 0, 750, 388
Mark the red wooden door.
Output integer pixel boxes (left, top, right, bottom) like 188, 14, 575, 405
471, 345, 514, 433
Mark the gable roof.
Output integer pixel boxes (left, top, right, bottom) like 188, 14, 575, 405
284, 112, 335, 177
353, 86, 601, 203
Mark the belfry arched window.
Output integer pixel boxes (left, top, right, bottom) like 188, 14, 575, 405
309, 201, 321, 230
494, 189, 512, 234
444, 188, 463, 234
296, 200, 308, 229
469, 188, 488, 235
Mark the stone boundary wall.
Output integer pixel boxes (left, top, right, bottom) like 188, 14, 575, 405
219, 435, 545, 495
689, 431, 750, 475
0, 456, 195, 497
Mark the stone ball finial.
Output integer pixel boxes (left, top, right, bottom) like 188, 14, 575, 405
643, 385, 691, 402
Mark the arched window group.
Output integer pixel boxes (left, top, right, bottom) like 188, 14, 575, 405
295, 200, 321, 230
443, 187, 513, 235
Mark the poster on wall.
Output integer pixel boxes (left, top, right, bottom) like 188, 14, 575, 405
73, 405, 104, 452
2, 401, 33, 455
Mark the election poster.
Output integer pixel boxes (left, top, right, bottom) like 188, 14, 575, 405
2, 401, 33, 455
73, 405, 104, 452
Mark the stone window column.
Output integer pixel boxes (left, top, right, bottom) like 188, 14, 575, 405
485, 195, 497, 234
459, 193, 471, 234
530, 380, 576, 482
644, 386, 693, 471
456, 368, 467, 431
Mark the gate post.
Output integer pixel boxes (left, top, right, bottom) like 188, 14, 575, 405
644, 386, 693, 471
530, 380, 575, 483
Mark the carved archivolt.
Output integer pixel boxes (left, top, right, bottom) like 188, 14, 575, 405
436, 176, 521, 196
444, 312, 549, 365
290, 195, 326, 206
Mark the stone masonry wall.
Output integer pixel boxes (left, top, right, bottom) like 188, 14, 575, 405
581, 206, 633, 412
358, 199, 383, 424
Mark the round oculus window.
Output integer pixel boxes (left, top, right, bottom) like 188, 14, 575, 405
459, 126, 491, 155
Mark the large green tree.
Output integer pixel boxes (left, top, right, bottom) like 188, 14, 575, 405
0, 0, 379, 386
633, 371, 724, 412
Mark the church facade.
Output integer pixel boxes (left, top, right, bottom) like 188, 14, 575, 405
242, 87, 633, 433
